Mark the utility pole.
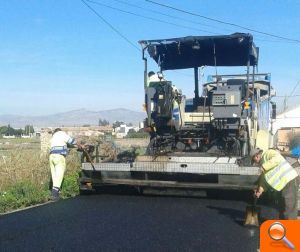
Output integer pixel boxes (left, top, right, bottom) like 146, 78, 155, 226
283, 95, 288, 112
284, 80, 300, 112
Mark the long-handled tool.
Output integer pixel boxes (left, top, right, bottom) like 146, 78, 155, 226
78, 146, 98, 193
244, 196, 260, 226
82, 147, 95, 171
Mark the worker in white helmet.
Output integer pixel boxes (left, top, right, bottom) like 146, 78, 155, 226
49, 128, 81, 201
147, 71, 165, 86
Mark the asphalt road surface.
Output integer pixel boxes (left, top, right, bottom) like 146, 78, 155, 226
0, 188, 278, 252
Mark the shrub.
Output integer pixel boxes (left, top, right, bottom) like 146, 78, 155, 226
0, 148, 82, 213
60, 172, 80, 198
0, 149, 49, 191
60, 152, 81, 198
0, 181, 49, 213
125, 131, 149, 138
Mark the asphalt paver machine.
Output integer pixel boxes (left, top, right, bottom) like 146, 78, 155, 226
79, 33, 276, 193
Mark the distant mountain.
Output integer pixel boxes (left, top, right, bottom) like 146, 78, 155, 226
0, 108, 146, 128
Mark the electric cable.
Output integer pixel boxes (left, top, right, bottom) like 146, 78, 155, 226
86, 0, 216, 34
81, 0, 140, 51
288, 80, 300, 97
105, 0, 234, 33
275, 94, 300, 97
88, 0, 296, 44
146, 0, 300, 44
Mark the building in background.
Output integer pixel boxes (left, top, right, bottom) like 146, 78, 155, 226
114, 124, 135, 138
273, 105, 300, 151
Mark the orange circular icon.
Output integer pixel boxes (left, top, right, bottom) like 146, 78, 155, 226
268, 222, 285, 240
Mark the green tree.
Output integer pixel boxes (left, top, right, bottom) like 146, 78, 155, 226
98, 118, 109, 126
24, 125, 34, 135
0, 126, 9, 135
112, 121, 124, 129
0, 125, 24, 136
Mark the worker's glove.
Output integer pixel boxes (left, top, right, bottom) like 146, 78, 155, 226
253, 186, 264, 199
76, 144, 84, 151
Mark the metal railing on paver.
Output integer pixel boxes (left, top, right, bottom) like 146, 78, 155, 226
82, 162, 260, 176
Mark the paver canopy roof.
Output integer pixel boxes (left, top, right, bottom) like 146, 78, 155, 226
139, 33, 258, 70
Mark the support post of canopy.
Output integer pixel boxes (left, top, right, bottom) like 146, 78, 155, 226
142, 47, 148, 90
252, 65, 255, 100
194, 67, 199, 102
142, 46, 151, 127
246, 59, 250, 100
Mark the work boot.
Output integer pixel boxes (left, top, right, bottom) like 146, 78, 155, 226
50, 187, 60, 201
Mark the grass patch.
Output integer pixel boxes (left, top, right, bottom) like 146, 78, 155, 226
0, 137, 40, 152
0, 146, 82, 214
0, 137, 40, 144
0, 181, 49, 213
61, 172, 80, 198
0, 138, 147, 213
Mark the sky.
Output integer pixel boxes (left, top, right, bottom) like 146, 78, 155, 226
0, 0, 300, 116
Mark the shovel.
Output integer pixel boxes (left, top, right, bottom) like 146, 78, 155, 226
244, 197, 260, 226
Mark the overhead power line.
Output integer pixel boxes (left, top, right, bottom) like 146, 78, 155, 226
289, 80, 300, 97
88, 0, 296, 44
85, 0, 299, 44
282, 80, 300, 111
86, 0, 216, 34
107, 0, 235, 33
275, 94, 300, 98
80, 0, 140, 51
146, 0, 300, 44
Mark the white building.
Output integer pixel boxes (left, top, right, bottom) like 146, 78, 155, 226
272, 105, 300, 150
2, 135, 16, 139
115, 124, 135, 138
272, 105, 300, 134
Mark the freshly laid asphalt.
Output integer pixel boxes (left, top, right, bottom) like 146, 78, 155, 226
0, 188, 278, 252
